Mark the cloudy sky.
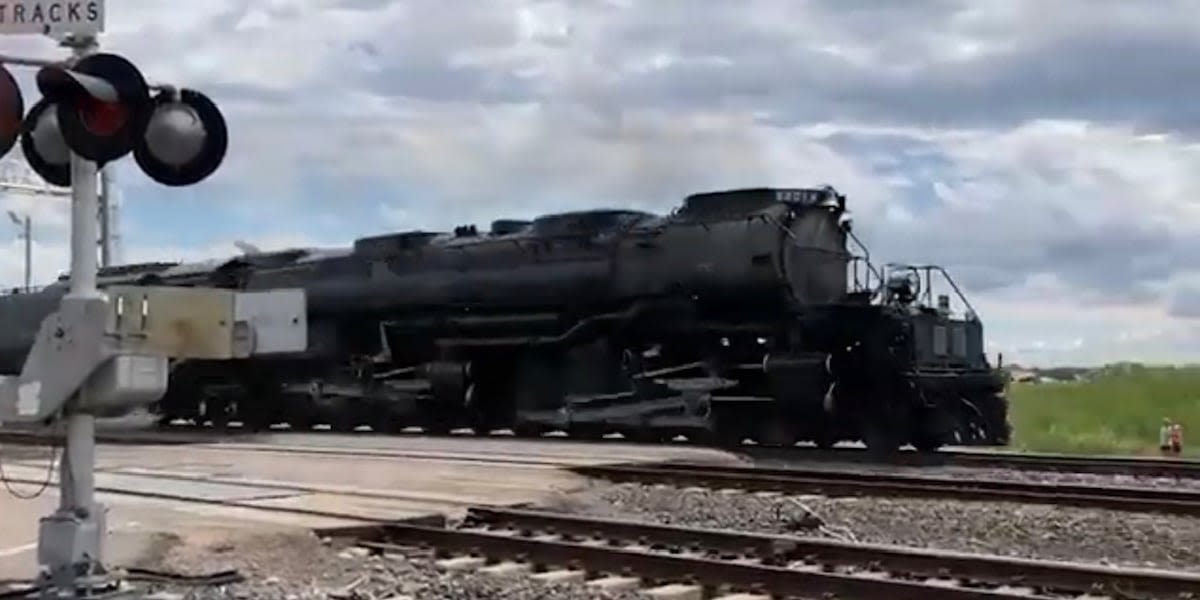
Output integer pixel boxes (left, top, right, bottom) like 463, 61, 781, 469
0, 0, 1198, 367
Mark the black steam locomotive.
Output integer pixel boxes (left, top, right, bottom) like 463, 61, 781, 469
0, 186, 1010, 451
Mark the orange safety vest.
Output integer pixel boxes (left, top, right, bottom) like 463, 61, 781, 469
1170, 424, 1183, 445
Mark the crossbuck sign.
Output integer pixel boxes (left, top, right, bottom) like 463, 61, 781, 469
0, 0, 104, 36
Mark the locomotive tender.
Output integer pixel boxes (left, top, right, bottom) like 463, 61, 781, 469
0, 186, 1010, 451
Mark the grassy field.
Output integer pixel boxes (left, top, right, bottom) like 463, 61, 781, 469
1007, 363, 1200, 457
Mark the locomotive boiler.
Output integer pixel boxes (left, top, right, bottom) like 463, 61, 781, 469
0, 186, 1010, 451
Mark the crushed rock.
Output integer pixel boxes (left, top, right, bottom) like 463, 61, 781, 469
544, 481, 1200, 571
128, 529, 647, 600
746, 458, 1200, 491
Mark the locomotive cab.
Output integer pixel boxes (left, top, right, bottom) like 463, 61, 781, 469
876, 263, 1010, 447
879, 263, 989, 371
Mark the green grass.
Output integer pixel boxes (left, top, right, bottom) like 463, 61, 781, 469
1007, 363, 1200, 457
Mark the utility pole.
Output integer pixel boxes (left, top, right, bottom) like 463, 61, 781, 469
7, 209, 30, 291
0, 162, 69, 292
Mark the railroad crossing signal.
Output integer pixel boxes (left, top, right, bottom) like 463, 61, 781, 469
0, 11, 246, 600
0, 52, 228, 187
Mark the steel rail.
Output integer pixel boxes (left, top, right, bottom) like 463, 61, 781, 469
463, 506, 1200, 599
743, 445, 1200, 478
0, 429, 669, 469
636, 460, 1200, 500
0, 428, 229, 446
570, 462, 1200, 515
941, 451, 1200, 476
10, 424, 1200, 480
371, 517, 1075, 600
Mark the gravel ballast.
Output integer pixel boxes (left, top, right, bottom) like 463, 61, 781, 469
741, 456, 1200, 491
545, 481, 1200, 571
130, 530, 647, 600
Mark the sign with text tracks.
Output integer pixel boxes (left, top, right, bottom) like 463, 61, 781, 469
0, 0, 104, 36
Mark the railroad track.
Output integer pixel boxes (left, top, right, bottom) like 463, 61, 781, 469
0, 465, 477, 523
743, 445, 1200, 478
572, 462, 1200, 516
0, 429, 719, 470
7, 424, 1200, 480
352, 505, 1200, 600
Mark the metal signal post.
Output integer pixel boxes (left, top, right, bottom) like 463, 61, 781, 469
5, 31, 119, 600
63, 33, 101, 298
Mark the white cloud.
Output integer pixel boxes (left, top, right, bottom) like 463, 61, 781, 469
1, 0, 1199, 366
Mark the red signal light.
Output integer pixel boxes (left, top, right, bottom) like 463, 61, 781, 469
35, 53, 150, 165
0, 65, 24, 158
78, 96, 127, 137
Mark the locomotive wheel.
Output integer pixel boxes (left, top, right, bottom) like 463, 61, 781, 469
863, 431, 899, 454
513, 423, 545, 438
330, 418, 357, 433
285, 402, 319, 431
812, 431, 838, 449
703, 426, 746, 448
757, 420, 797, 448
982, 393, 1012, 445
861, 418, 901, 455
421, 408, 454, 435
423, 422, 452, 436
327, 400, 364, 432
709, 408, 752, 448
239, 398, 275, 432
511, 354, 568, 436
376, 413, 409, 434
910, 432, 944, 453
205, 398, 231, 430
568, 424, 606, 440
621, 427, 662, 443
513, 355, 566, 412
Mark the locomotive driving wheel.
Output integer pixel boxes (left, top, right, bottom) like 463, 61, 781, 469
862, 421, 901, 454
203, 396, 232, 430
511, 352, 566, 437
239, 375, 282, 432
757, 419, 798, 448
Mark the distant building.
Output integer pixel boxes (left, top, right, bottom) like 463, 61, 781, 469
1009, 370, 1037, 383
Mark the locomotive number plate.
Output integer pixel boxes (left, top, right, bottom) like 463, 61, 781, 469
775, 189, 826, 204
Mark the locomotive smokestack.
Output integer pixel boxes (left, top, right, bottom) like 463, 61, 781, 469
234, 240, 261, 255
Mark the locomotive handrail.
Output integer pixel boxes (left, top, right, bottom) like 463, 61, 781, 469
762, 212, 875, 294
848, 256, 876, 294
881, 262, 979, 319
843, 227, 881, 291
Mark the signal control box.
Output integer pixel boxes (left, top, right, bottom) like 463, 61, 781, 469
0, 286, 307, 423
